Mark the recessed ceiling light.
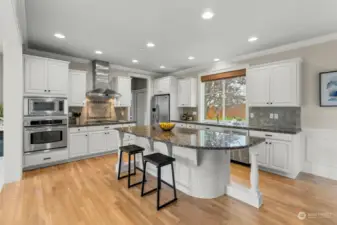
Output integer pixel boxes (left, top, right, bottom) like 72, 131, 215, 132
132, 59, 139, 64
248, 36, 258, 42
146, 42, 155, 48
202, 9, 214, 20
188, 56, 195, 60
160, 65, 166, 69
214, 58, 220, 62
95, 50, 103, 55
54, 33, 65, 39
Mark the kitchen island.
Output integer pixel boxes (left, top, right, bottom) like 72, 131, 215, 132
115, 125, 265, 208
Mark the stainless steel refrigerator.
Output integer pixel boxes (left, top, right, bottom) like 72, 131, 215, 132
151, 94, 170, 124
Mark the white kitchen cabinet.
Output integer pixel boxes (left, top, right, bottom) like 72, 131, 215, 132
24, 55, 69, 96
24, 56, 46, 94
247, 67, 270, 106
249, 130, 302, 178
255, 141, 269, 167
154, 77, 171, 94
106, 130, 119, 151
178, 78, 197, 107
47, 60, 69, 95
247, 58, 301, 107
69, 133, 88, 158
89, 131, 107, 153
268, 140, 290, 173
69, 70, 87, 106
112, 76, 132, 107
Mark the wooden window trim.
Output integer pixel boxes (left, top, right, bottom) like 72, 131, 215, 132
201, 69, 246, 82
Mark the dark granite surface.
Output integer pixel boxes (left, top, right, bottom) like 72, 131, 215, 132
69, 121, 136, 128
171, 120, 301, 134
115, 125, 265, 150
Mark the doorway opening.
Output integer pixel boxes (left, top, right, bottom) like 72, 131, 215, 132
131, 77, 147, 126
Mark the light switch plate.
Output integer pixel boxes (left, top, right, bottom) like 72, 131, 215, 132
274, 113, 279, 120
192, 111, 197, 115
269, 113, 274, 119
250, 113, 254, 118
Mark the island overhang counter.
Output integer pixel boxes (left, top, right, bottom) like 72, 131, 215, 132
115, 125, 265, 208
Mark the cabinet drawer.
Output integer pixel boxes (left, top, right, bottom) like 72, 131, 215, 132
186, 124, 196, 129
176, 123, 186, 128
69, 127, 88, 133
87, 125, 118, 132
249, 130, 291, 141
24, 149, 69, 167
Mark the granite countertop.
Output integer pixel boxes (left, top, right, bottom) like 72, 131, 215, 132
171, 120, 301, 134
69, 121, 137, 128
115, 125, 265, 150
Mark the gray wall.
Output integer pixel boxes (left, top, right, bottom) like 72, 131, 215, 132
239, 40, 337, 129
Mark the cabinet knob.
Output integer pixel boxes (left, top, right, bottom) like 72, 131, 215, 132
265, 142, 268, 144
44, 90, 47, 92
48, 90, 51, 92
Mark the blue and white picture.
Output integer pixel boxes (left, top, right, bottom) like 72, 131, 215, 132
320, 71, 337, 106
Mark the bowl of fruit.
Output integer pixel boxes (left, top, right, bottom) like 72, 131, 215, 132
159, 122, 175, 131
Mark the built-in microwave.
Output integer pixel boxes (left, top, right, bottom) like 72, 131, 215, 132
24, 97, 68, 116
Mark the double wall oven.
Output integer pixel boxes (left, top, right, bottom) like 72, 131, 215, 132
23, 97, 68, 154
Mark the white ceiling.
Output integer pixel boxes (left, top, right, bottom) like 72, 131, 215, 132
26, 0, 337, 73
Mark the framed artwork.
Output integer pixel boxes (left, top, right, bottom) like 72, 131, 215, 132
320, 71, 337, 107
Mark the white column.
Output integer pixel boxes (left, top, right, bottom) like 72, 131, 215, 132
2, 0, 24, 184
249, 150, 260, 192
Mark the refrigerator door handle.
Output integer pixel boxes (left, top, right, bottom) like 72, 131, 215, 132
156, 104, 160, 123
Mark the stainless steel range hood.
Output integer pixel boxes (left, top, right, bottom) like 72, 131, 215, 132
86, 60, 121, 99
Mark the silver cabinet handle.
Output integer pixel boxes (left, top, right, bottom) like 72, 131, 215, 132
43, 157, 51, 161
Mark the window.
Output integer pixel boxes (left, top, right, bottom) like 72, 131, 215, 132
204, 76, 246, 121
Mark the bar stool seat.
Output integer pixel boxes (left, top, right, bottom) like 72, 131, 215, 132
141, 153, 177, 210
117, 144, 145, 188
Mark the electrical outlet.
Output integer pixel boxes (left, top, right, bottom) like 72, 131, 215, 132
269, 113, 274, 119
274, 113, 279, 120
250, 113, 254, 118
192, 111, 197, 116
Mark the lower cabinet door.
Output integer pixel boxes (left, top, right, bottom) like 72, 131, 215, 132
256, 142, 269, 167
69, 133, 89, 158
89, 131, 107, 153
269, 140, 291, 172
106, 130, 118, 151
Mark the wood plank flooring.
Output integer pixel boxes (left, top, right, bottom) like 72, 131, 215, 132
1, 154, 337, 225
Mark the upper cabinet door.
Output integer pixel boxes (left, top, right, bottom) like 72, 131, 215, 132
69, 70, 87, 106
46, 60, 69, 95
269, 63, 297, 106
154, 77, 170, 94
24, 56, 47, 93
178, 79, 190, 106
247, 67, 271, 106
118, 77, 132, 106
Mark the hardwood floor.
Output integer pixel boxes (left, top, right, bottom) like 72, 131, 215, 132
1, 154, 337, 225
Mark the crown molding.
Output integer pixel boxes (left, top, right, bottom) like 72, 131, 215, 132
24, 48, 91, 63
232, 32, 337, 62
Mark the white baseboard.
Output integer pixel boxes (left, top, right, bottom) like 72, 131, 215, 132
302, 128, 337, 180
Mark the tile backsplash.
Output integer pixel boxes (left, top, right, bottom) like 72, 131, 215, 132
178, 107, 198, 121
69, 98, 128, 123
249, 107, 301, 128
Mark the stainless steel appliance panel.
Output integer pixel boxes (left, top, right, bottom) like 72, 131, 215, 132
23, 117, 68, 153
151, 94, 170, 124
24, 97, 67, 116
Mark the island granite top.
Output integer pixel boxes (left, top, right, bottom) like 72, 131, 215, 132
115, 125, 265, 150
171, 120, 301, 134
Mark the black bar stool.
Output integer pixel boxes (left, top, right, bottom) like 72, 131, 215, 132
117, 144, 145, 188
141, 153, 177, 210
